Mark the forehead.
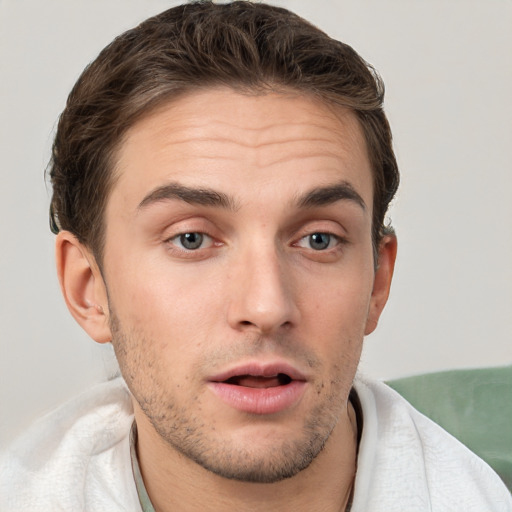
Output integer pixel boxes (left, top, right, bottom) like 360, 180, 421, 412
109, 87, 373, 214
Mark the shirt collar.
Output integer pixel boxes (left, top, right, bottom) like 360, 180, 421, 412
130, 421, 156, 512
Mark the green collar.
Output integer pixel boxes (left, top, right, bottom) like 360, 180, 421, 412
130, 422, 156, 512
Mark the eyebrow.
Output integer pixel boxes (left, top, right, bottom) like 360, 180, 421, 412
137, 180, 365, 213
138, 182, 238, 211
296, 182, 367, 211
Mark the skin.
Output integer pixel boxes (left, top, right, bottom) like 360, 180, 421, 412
56, 88, 396, 512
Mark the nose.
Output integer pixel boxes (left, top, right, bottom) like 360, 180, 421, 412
227, 245, 299, 335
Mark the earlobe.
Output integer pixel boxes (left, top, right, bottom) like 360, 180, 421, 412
55, 231, 112, 344
364, 235, 397, 335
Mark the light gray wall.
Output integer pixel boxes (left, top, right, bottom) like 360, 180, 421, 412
1, 0, 511, 446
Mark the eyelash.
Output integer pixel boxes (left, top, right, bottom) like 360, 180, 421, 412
164, 231, 219, 260
164, 229, 346, 258
294, 232, 344, 251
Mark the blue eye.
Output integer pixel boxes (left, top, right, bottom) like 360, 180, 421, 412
171, 232, 211, 250
180, 233, 203, 250
309, 233, 331, 250
296, 232, 339, 251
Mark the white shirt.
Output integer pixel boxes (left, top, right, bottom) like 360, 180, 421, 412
351, 375, 512, 511
1, 376, 510, 511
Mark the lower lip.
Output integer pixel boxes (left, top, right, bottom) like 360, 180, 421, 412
208, 381, 306, 415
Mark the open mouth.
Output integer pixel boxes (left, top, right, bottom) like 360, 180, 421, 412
223, 373, 293, 388
208, 366, 306, 414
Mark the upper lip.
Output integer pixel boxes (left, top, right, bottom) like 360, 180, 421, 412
208, 361, 308, 383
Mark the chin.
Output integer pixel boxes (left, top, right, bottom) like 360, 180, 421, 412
187, 438, 326, 484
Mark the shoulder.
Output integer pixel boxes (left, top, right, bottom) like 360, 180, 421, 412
351, 374, 512, 512
0, 377, 140, 511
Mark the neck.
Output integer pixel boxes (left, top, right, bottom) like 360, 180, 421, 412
133, 400, 358, 512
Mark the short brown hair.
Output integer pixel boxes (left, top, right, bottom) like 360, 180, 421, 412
49, 1, 399, 264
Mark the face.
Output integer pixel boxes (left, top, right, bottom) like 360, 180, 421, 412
100, 88, 389, 482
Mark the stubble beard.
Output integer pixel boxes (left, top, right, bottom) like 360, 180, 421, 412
144, 384, 344, 483
109, 309, 354, 484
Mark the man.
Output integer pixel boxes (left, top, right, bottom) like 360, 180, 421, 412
0, 2, 510, 510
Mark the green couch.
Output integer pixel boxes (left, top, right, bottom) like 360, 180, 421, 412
387, 365, 512, 491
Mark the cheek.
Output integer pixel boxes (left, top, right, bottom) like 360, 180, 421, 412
300, 268, 374, 371
305, 271, 374, 326
108, 261, 223, 349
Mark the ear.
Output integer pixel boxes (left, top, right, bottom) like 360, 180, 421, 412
55, 231, 112, 344
364, 234, 397, 335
